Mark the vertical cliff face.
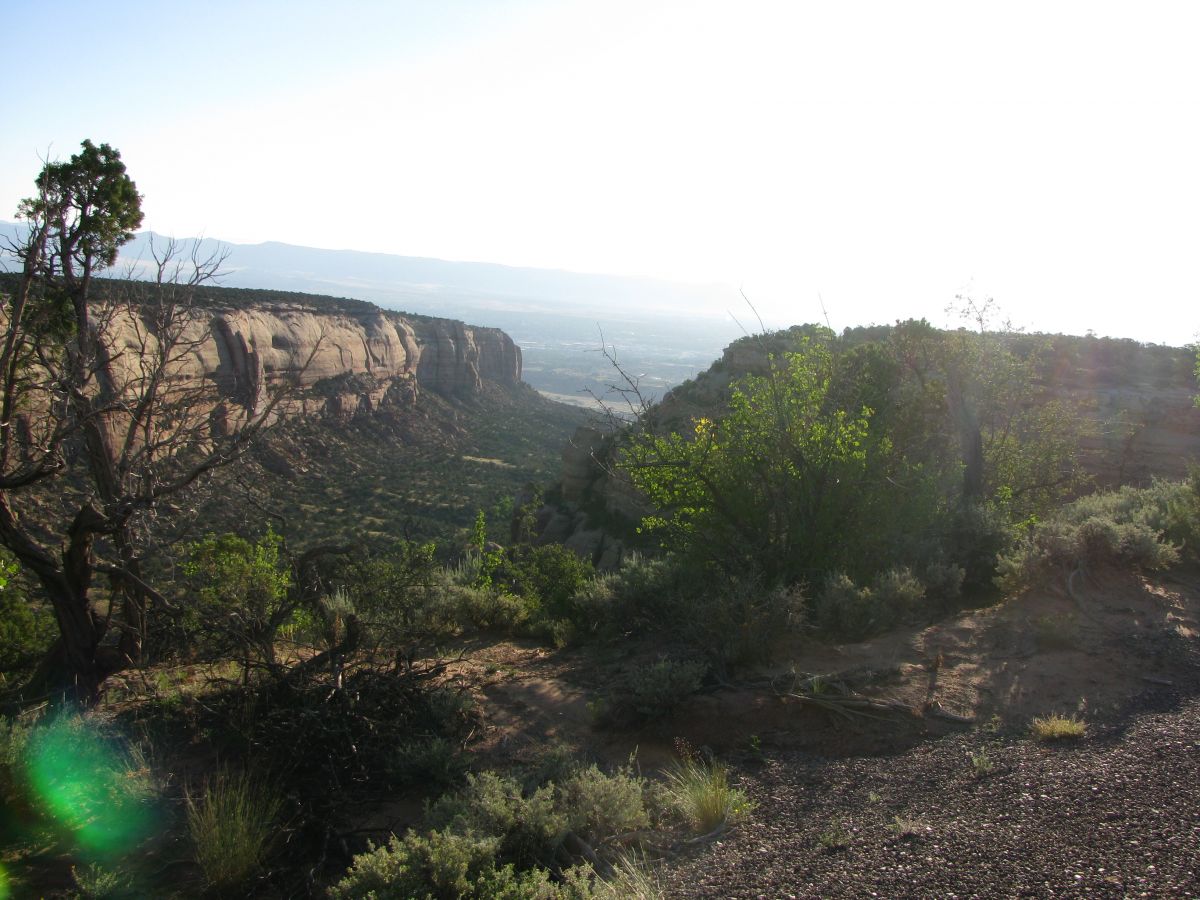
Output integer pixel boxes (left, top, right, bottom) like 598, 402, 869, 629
409, 318, 522, 396
95, 302, 523, 435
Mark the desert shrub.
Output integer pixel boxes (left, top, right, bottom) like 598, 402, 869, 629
592, 658, 707, 728
425, 765, 650, 872
996, 482, 1188, 592
593, 850, 664, 900
0, 580, 54, 676
426, 772, 567, 870
327, 829, 500, 899
186, 769, 281, 890
14, 714, 160, 858
331, 763, 654, 897
814, 567, 925, 641
939, 501, 1012, 592
0, 714, 33, 807
210, 666, 475, 801
451, 583, 529, 633
390, 736, 469, 789
1158, 470, 1200, 558
339, 540, 455, 647
329, 829, 595, 899
627, 658, 706, 721
500, 544, 595, 624
651, 575, 803, 674
567, 574, 619, 636
70, 862, 132, 899
574, 553, 681, 639
921, 559, 966, 604
182, 529, 293, 671
873, 567, 926, 617
558, 764, 649, 847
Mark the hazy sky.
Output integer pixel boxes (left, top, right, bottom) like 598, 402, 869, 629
3, 1, 1198, 344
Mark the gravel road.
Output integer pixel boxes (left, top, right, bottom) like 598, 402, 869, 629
665, 688, 1200, 898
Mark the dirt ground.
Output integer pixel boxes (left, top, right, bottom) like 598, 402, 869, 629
442, 564, 1200, 781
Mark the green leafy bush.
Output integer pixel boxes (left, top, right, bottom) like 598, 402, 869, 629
182, 529, 292, 670
339, 540, 453, 647
500, 545, 595, 624
0, 553, 53, 675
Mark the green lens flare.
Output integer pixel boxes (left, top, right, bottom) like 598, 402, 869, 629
23, 716, 156, 858
0, 862, 10, 900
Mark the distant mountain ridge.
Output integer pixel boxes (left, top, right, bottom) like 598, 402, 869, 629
0, 221, 738, 323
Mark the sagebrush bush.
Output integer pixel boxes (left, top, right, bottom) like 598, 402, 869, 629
593, 658, 707, 728
328, 829, 496, 899
628, 659, 706, 722
996, 481, 1193, 592
814, 566, 925, 641
653, 575, 803, 673
330, 828, 594, 899
425, 772, 567, 869
558, 764, 649, 847
921, 559, 965, 603
568, 574, 619, 635
452, 583, 529, 632
186, 769, 281, 889
332, 764, 654, 898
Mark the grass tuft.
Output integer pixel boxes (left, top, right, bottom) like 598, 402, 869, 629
595, 849, 665, 899
969, 747, 995, 776
70, 863, 130, 899
1030, 713, 1086, 741
662, 757, 753, 833
888, 815, 930, 839
817, 823, 852, 851
186, 768, 281, 890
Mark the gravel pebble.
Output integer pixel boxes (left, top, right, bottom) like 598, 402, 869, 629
665, 690, 1200, 899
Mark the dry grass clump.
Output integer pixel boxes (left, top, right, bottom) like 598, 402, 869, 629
186, 769, 281, 889
663, 755, 753, 833
1030, 713, 1086, 741
594, 850, 665, 899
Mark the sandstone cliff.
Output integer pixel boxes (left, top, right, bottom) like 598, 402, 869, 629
103, 301, 523, 433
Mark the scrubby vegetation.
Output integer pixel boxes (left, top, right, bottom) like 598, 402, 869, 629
2, 141, 1199, 898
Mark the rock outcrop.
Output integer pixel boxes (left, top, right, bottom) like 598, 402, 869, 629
107, 302, 523, 432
